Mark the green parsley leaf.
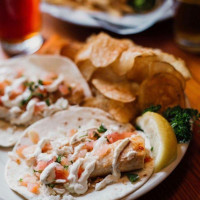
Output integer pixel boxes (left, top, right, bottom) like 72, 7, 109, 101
143, 105, 161, 114
19, 178, 23, 182
163, 106, 200, 143
33, 169, 42, 173
126, 173, 139, 183
45, 99, 50, 106
35, 93, 44, 98
56, 155, 62, 163
20, 94, 33, 106
135, 125, 143, 131
47, 183, 55, 188
79, 134, 88, 138
38, 80, 43, 85
64, 165, 69, 170
93, 131, 100, 139
151, 147, 154, 152
97, 124, 107, 133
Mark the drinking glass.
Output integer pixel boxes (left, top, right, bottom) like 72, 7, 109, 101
0, 0, 43, 55
174, 0, 200, 53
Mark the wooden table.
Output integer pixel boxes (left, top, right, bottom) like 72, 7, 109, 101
1, 13, 200, 200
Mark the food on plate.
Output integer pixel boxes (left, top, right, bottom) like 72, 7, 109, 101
0, 55, 91, 147
6, 107, 154, 200
44, 0, 158, 16
136, 111, 177, 172
74, 33, 191, 122
138, 73, 185, 112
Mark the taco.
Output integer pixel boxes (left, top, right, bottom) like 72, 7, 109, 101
6, 107, 154, 200
0, 55, 91, 147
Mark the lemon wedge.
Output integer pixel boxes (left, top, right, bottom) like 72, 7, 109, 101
136, 112, 177, 172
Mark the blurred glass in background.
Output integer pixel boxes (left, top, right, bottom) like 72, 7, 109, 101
174, 0, 200, 53
0, 0, 43, 55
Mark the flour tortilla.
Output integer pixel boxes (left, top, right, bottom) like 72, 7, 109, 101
0, 55, 91, 147
6, 107, 154, 200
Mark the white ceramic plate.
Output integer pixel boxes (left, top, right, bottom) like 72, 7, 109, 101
41, 0, 175, 35
0, 140, 189, 200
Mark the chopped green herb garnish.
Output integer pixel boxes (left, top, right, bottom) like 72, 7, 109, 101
93, 131, 100, 139
143, 105, 161, 114
19, 178, 23, 182
79, 134, 88, 138
70, 160, 73, 164
47, 183, 55, 188
56, 155, 62, 163
163, 106, 200, 143
97, 124, 107, 133
20, 94, 33, 106
68, 87, 72, 92
105, 136, 110, 143
126, 173, 139, 183
135, 125, 143, 132
128, 0, 156, 12
45, 99, 50, 106
151, 147, 154, 152
64, 165, 69, 170
33, 169, 42, 173
38, 80, 43, 85
35, 93, 44, 98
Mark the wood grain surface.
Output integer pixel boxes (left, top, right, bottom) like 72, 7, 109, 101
0, 13, 200, 200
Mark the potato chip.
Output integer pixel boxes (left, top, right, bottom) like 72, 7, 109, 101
127, 58, 186, 89
108, 100, 138, 123
78, 60, 96, 81
90, 33, 131, 67
82, 91, 138, 123
138, 73, 185, 112
92, 68, 139, 103
154, 50, 191, 80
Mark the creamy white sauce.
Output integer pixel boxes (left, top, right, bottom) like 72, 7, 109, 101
10, 99, 37, 125
67, 158, 96, 195
95, 138, 130, 191
0, 73, 68, 125
43, 98, 68, 117
40, 162, 60, 184
45, 75, 64, 93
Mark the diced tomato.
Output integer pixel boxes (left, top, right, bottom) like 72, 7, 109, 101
35, 161, 49, 171
144, 156, 152, 163
107, 131, 136, 144
16, 145, 28, 158
55, 165, 69, 180
95, 144, 110, 158
42, 142, 52, 153
61, 157, 71, 166
58, 84, 70, 95
34, 102, 46, 114
43, 73, 57, 85
16, 68, 24, 78
27, 183, 39, 194
20, 174, 39, 194
28, 130, 40, 144
10, 84, 25, 100
78, 166, 84, 179
0, 96, 2, 105
69, 129, 77, 137
83, 141, 95, 152
0, 81, 10, 95
76, 149, 87, 160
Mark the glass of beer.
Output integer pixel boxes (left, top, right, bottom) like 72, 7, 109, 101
174, 0, 200, 53
0, 0, 43, 55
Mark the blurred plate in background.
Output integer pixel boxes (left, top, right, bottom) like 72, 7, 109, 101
41, 0, 175, 35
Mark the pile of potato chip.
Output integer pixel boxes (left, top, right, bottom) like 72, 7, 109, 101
75, 33, 191, 122
39, 33, 191, 123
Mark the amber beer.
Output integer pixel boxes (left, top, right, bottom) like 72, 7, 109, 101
174, 0, 200, 53
0, 0, 42, 54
